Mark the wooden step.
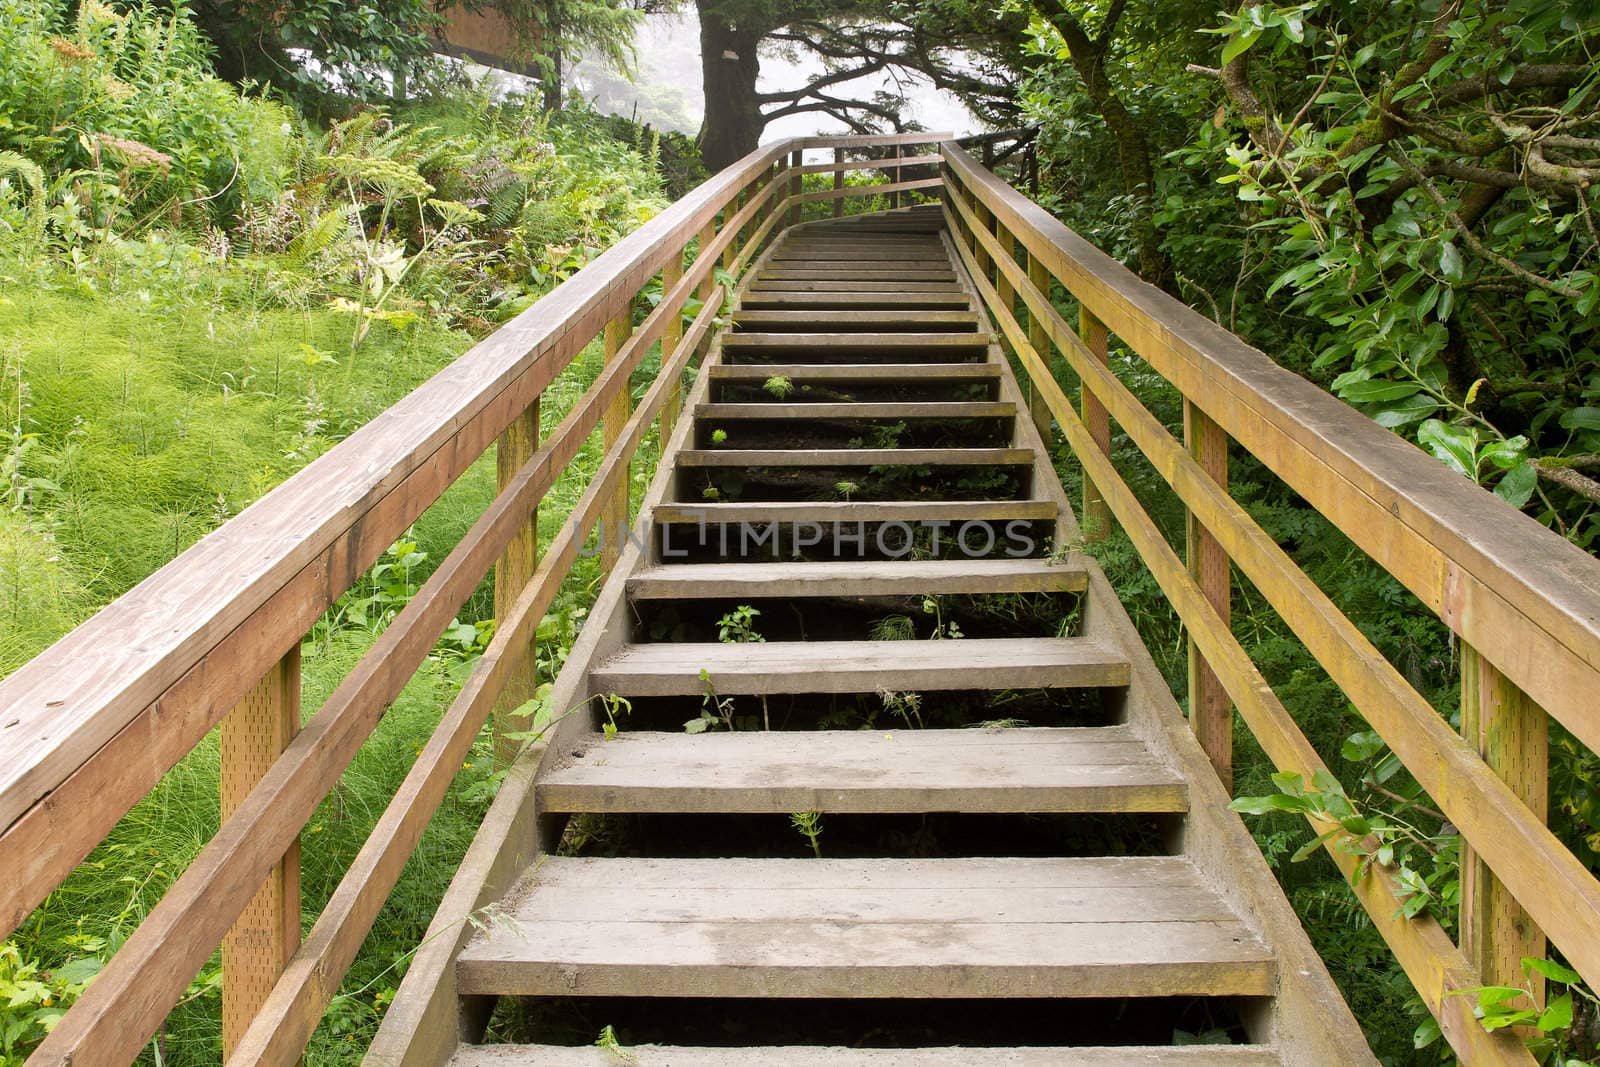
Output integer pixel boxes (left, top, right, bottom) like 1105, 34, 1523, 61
758, 269, 958, 281
722, 333, 990, 352
588, 636, 1127, 696
678, 447, 1033, 467
455, 856, 1273, 998
710, 362, 998, 383
695, 401, 1011, 420
771, 250, 950, 262
737, 292, 972, 310
540, 727, 1181, 813
732, 309, 976, 330
652, 498, 1056, 524
450, 1046, 1284, 1065
748, 280, 965, 293
627, 558, 1088, 598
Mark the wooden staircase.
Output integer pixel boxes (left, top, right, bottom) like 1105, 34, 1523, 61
384, 206, 1376, 1065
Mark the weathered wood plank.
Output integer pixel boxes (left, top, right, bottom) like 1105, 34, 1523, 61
694, 401, 1012, 420
738, 292, 972, 310
677, 447, 1032, 467
589, 637, 1128, 696
652, 499, 1056, 524
539, 728, 1184, 814
709, 362, 997, 382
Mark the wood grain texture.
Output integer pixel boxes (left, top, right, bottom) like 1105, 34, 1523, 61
492, 400, 539, 766
1184, 400, 1231, 788
449, 1046, 1284, 1066
627, 558, 1088, 598
590, 636, 1128, 696
219, 650, 300, 1060
540, 728, 1184, 814
457, 855, 1271, 999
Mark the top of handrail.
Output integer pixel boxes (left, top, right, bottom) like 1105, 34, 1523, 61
941, 141, 1600, 744
0, 133, 934, 834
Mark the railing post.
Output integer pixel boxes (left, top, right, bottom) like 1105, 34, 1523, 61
1460, 649, 1548, 1002
833, 147, 844, 218
601, 304, 634, 574
661, 254, 685, 444
698, 220, 717, 293
220, 649, 301, 1059
1183, 401, 1232, 787
1024, 253, 1053, 443
1078, 305, 1113, 541
788, 149, 802, 229
893, 144, 902, 209
493, 398, 540, 764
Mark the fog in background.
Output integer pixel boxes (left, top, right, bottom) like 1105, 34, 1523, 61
570, 12, 979, 141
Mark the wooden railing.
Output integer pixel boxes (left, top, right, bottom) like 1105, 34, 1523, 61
942, 142, 1600, 1065
0, 131, 946, 1067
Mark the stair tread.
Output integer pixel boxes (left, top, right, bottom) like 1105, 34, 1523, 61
723, 333, 989, 348
455, 856, 1271, 998
540, 727, 1184, 814
450, 1046, 1283, 1065
589, 637, 1129, 696
653, 499, 1056, 522
709, 362, 998, 381
738, 293, 972, 308
696, 401, 1010, 419
627, 558, 1088, 597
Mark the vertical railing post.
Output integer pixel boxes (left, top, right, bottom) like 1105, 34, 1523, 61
661, 253, 685, 444
1184, 401, 1232, 787
601, 303, 634, 575
698, 220, 718, 291
1078, 306, 1112, 541
788, 149, 802, 229
492, 398, 540, 764
1460, 649, 1548, 1002
1023, 252, 1053, 443
892, 144, 902, 209
220, 650, 301, 1059
832, 147, 844, 218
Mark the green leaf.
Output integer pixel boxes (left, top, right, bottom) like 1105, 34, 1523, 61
1372, 394, 1440, 428
1473, 985, 1529, 1010
1271, 770, 1306, 796
1523, 957, 1583, 985
1220, 26, 1264, 65
1292, 827, 1342, 862
1440, 240, 1464, 281
1482, 1009, 1539, 1031
1559, 407, 1600, 432
1342, 730, 1386, 761
1413, 1016, 1442, 1049
1494, 462, 1537, 508
1538, 991, 1574, 1032
1418, 419, 1479, 478
1340, 380, 1423, 403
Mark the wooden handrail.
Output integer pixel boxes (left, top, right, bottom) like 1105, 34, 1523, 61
942, 140, 1600, 1063
0, 132, 946, 1067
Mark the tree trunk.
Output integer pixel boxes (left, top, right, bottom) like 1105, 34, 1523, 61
697, 2, 766, 171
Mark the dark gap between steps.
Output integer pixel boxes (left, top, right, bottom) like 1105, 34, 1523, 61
653, 520, 1057, 562
554, 812, 1181, 861
629, 593, 1084, 645
678, 465, 1030, 504
694, 416, 1013, 449
486, 994, 1260, 1049
713, 380, 998, 404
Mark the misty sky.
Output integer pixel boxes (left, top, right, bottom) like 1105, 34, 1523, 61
570, 12, 979, 141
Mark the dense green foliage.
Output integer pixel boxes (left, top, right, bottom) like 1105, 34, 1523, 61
0, 2, 672, 1061
1008, 1, 1600, 1060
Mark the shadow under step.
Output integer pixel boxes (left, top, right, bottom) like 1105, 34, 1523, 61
626, 558, 1087, 599
738, 292, 972, 310
539, 726, 1184, 814
678, 447, 1032, 467
454, 856, 1273, 999
450, 1047, 1284, 1065
732, 309, 974, 330
710, 362, 997, 383
652, 499, 1055, 524
588, 637, 1126, 696
695, 402, 1011, 420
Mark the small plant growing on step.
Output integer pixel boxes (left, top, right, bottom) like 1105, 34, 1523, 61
878, 688, 924, 729
595, 1024, 636, 1063
710, 428, 729, 446
701, 484, 720, 500
685, 668, 736, 733
923, 596, 964, 639
716, 605, 764, 644
791, 810, 823, 858
717, 606, 769, 727
835, 480, 860, 502
598, 693, 631, 741
763, 374, 794, 399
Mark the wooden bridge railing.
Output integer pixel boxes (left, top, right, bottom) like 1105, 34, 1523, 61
942, 142, 1600, 1065
0, 131, 946, 1067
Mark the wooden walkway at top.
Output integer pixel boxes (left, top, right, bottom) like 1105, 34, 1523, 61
372, 205, 1375, 1065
